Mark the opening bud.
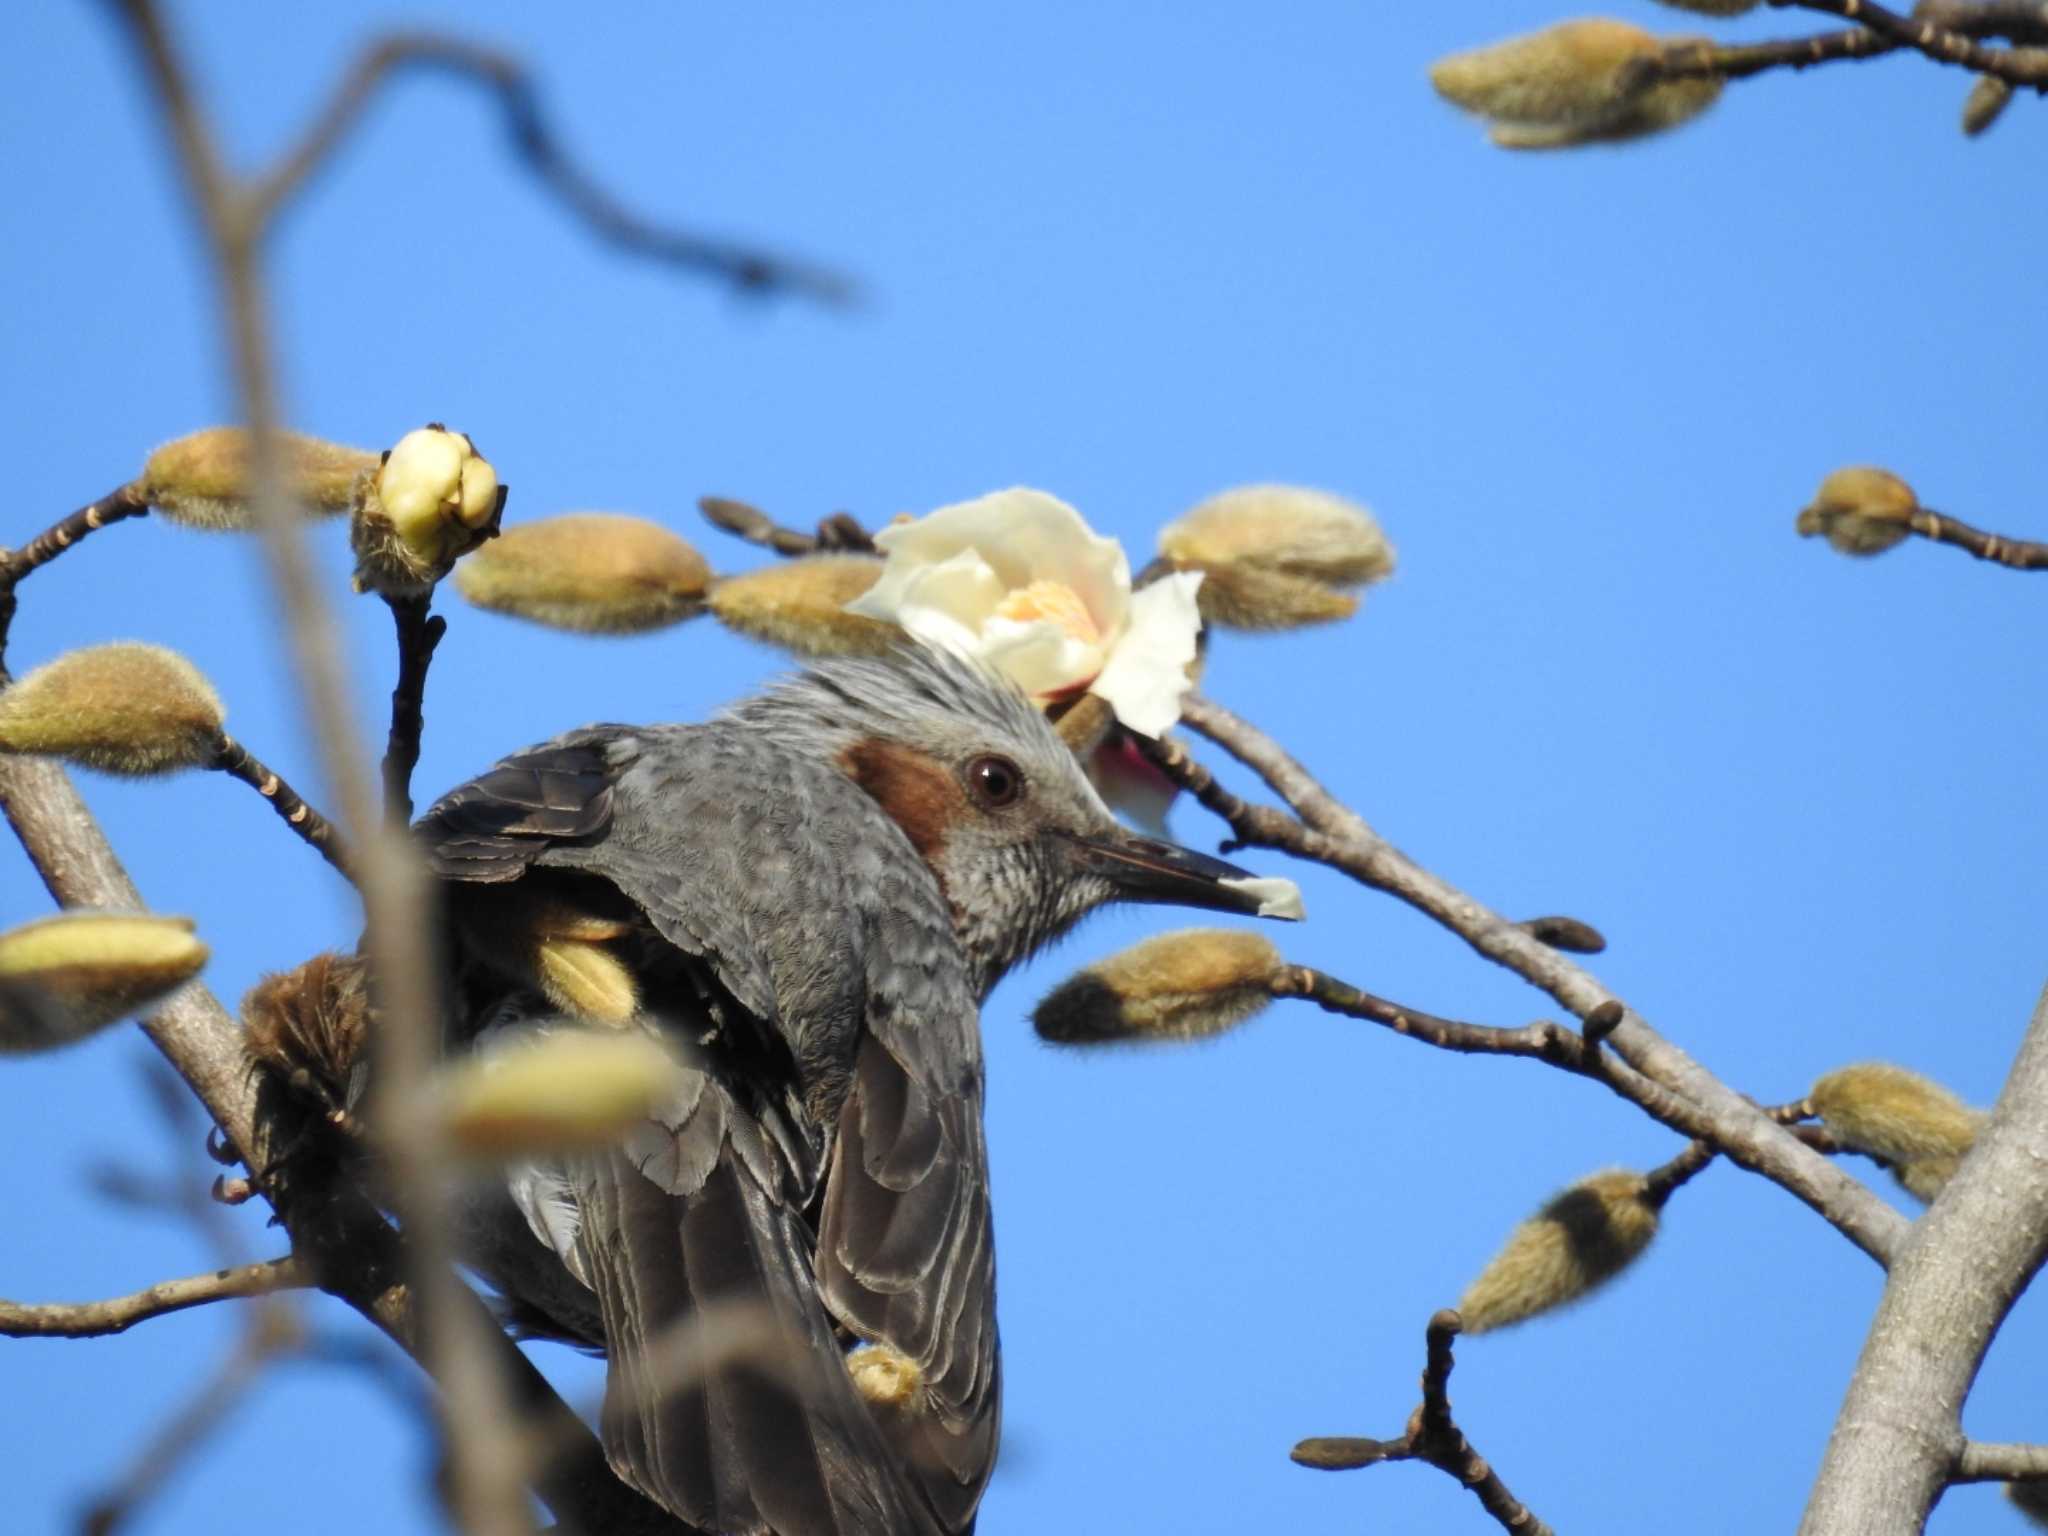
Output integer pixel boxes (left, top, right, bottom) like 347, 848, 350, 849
352, 425, 505, 596
1459, 1169, 1659, 1333
1034, 928, 1282, 1045
455, 513, 712, 634
0, 642, 224, 775
1811, 1062, 1982, 1201
436, 1028, 690, 1160
708, 556, 899, 657
0, 912, 208, 1052
139, 428, 379, 530
1795, 467, 1920, 556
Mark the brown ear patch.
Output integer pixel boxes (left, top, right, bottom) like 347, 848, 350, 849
840, 739, 959, 868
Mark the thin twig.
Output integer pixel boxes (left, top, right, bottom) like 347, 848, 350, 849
1292, 1310, 1555, 1536
1906, 508, 2048, 569
1772, 0, 2048, 84
380, 594, 446, 825
214, 733, 356, 880
0, 485, 150, 672
1954, 1441, 2048, 1483
1644, 29, 1900, 85
1155, 696, 1910, 1267
697, 495, 877, 557
248, 34, 854, 305
0, 1257, 310, 1338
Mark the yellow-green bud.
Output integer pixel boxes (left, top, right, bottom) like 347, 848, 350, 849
0, 912, 208, 1052
437, 1029, 688, 1159
534, 935, 640, 1027
1963, 73, 2015, 136
1190, 564, 1360, 631
1431, 20, 1661, 129
708, 556, 898, 657
351, 425, 504, 596
455, 513, 712, 634
139, 428, 378, 530
1811, 1062, 1982, 1201
846, 1343, 924, 1411
1034, 929, 1283, 1045
1161, 485, 1394, 587
1460, 1169, 1659, 1333
1795, 467, 1919, 556
0, 643, 224, 775
1490, 72, 1720, 148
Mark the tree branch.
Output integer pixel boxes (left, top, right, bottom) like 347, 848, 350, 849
379, 594, 445, 826
1904, 507, 2048, 570
1772, 0, 2048, 84
213, 733, 356, 880
1800, 977, 2048, 1533
0, 1257, 309, 1339
697, 495, 877, 557
0, 484, 149, 671
1954, 1441, 2048, 1484
1157, 695, 1910, 1267
1292, 1310, 1555, 1536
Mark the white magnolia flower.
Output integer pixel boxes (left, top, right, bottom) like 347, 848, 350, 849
846, 489, 1202, 736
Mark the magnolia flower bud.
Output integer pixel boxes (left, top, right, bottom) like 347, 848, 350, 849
1795, 467, 1919, 556
1811, 1062, 1982, 1201
351, 425, 505, 596
437, 1029, 689, 1159
0, 643, 224, 775
1431, 20, 1661, 128
1034, 929, 1283, 1045
1158, 486, 1392, 631
1963, 73, 2015, 136
1489, 73, 1720, 149
242, 951, 372, 1116
139, 428, 378, 530
708, 557, 898, 657
455, 514, 712, 634
1189, 565, 1359, 631
0, 912, 208, 1052
846, 1343, 924, 1411
1460, 1169, 1659, 1333
534, 935, 640, 1027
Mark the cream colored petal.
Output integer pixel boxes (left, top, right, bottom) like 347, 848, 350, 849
1087, 571, 1202, 737
979, 614, 1105, 698
848, 546, 1005, 656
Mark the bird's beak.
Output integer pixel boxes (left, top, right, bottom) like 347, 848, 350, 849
1062, 830, 1306, 921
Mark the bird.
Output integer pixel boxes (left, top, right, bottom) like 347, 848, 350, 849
276, 645, 1301, 1536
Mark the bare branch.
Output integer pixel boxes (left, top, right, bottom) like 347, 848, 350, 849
213, 733, 356, 881
0, 484, 150, 671
1954, 1441, 2048, 1483
1162, 694, 1911, 1266
1903, 507, 2048, 570
0, 1257, 309, 1339
1645, 29, 1901, 85
1293, 1310, 1555, 1536
697, 495, 877, 557
248, 34, 854, 305
379, 594, 446, 826
1772, 0, 2048, 84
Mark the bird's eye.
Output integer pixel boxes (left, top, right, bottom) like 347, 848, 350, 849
966, 754, 1024, 810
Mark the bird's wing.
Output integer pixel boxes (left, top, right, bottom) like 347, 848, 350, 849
417, 728, 983, 1535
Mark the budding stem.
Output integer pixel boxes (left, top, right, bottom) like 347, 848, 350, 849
0, 484, 151, 672
213, 733, 357, 882
380, 593, 446, 825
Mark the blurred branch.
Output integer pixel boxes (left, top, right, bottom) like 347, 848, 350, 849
0, 1257, 309, 1338
698, 495, 877, 557
249, 33, 855, 305
380, 594, 446, 825
1152, 695, 1910, 1267
1292, 1310, 1554, 1536
1774, 0, 2048, 83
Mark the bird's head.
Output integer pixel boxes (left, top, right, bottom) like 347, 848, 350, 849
731, 647, 1302, 993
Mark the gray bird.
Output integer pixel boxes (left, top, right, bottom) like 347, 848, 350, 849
412, 647, 1301, 1536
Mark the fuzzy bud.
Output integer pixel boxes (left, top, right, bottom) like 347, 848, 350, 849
533, 931, 640, 1027
1158, 486, 1392, 631
1795, 467, 1920, 556
845, 1343, 925, 1412
456, 514, 711, 634
351, 426, 504, 596
1431, 20, 1661, 128
437, 1029, 689, 1159
243, 951, 372, 1116
1489, 73, 1720, 149
708, 557, 898, 657
1459, 1169, 1660, 1333
1963, 72, 2015, 136
0, 912, 207, 1052
139, 428, 378, 530
0, 643, 224, 775
1034, 929, 1283, 1045
1811, 1063, 1982, 1202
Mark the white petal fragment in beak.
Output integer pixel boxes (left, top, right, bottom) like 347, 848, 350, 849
1219, 874, 1306, 921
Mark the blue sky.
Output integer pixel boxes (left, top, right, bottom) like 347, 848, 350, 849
3, 3, 2044, 1532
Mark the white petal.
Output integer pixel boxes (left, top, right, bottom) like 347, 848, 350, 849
1219, 874, 1306, 921
848, 546, 1004, 655
979, 615, 1105, 698
1087, 570, 1203, 737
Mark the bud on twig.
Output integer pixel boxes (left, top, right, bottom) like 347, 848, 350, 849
0, 643, 224, 775
139, 428, 378, 529
1034, 928, 1283, 1045
1962, 72, 2015, 136
351, 426, 505, 596
1430, 21, 1719, 150
455, 513, 712, 634
0, 912, 208, 1052
1795, 467, 1919, 557
435, 1029, 689, 1159
1810, 1062, 1982, 1202
845, 1343, 924, 1412
1459, 1169, 1659, 1333
708, 556, 898, 657
1158, 486, 1393, 631
1487, 73, 1720, 150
